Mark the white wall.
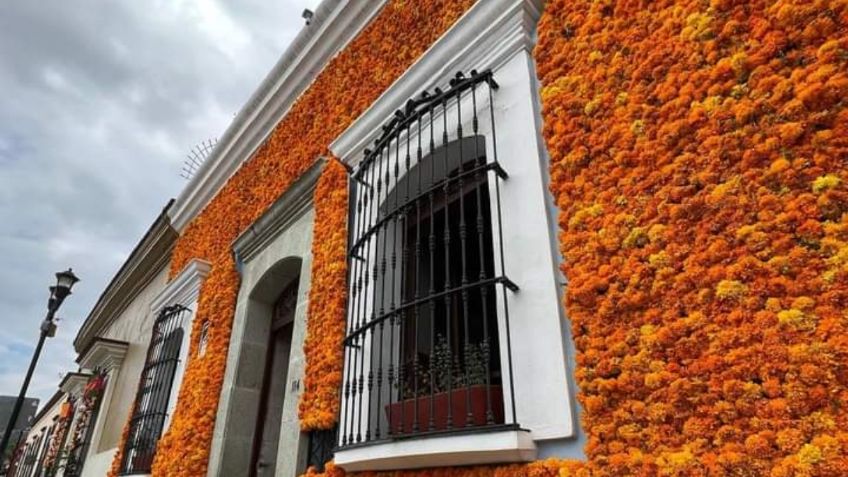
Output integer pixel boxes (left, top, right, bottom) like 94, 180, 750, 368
79, 265, 170, 477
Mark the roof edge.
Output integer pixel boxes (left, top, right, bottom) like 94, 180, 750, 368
73, 200, 178, 353
168, 0, 387, 231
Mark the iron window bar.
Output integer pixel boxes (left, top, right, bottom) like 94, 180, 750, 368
338, 70, 520, 450
31, 423, 54, 477
118, 304, 189, 475
15, 431, 41, 477
306, 426, 338, 472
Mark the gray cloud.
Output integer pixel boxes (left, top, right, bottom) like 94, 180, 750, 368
0, 0, 321, 404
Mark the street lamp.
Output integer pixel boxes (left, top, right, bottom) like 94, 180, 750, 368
0, 269, 79, 462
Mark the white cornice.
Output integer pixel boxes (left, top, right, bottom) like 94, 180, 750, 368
151, 258, 212, 313
169, 0, 387, 232
77, 338, 129, 372
59, 372, 92, 397
330, 0, 543, 164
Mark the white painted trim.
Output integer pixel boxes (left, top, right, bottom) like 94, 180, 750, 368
59, 373, 92, 398
330, 0, 542, 163
77, 339, 129, 372
335, 430, 537, 472
168, 0, 387, 232
150, 259, 211, 314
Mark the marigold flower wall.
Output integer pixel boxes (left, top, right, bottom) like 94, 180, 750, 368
311, 0, 848, 475
534, 0, 847, 475
105, 2, 477, 476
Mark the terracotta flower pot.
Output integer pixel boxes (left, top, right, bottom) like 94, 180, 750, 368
385, 384, 504, 435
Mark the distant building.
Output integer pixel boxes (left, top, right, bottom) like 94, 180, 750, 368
1, 396, 39, 469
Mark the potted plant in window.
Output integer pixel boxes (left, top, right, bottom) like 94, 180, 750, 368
386, 335, 504, 434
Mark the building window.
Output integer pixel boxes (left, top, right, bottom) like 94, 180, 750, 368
32, 423, 54, 477
65, 372, 108, 477
197, 321, 210, 358
119, 305, 190, 475
15, 429, 43, 477
306, 426, 337, 472
339, 71, 518, 447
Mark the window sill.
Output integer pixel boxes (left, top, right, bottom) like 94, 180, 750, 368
334, 428, 537, 472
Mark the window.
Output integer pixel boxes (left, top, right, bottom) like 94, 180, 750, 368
197, 321, 210, 358
65, 373, 108, 477
14, 429, 42, 477
119, 305, 190, 475
339, 71, 518, 448
305, 427, 337, 472
31, 423, 53, 477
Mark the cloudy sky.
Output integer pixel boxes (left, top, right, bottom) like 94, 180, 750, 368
0, 0, 321, 408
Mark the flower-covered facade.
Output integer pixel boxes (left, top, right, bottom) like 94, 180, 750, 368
35, 0, 848, 476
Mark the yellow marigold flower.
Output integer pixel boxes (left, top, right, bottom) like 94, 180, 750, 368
777, 308, 815, 330
826, 246, 848, 267
765, 298, 782, 312
811, 435, 840, 458
588, 50, 603, 63
615, 92, 628, 106
791, 296, 815, 310
617, 424, 641, 440
710, 176, 740, 200
630, 119, 646, 136
730, 52, 748, 77
716, 280, 747, 300
657, 448, 695, 472
648, 251, 670, 268
803, 412, 835, 432
568, 203, 604, 229
623, 227, 648, 248
647, 224, 667, 243
735, 224, 757, 239
796, 443, 823, 466
812, 174, 841, 193
644, 372, 663, 389
822, 269, 837, 284
730, 83, 748, 100
702, 95, 723, 113
681, 12, 713, 41
583, 98, 602, 116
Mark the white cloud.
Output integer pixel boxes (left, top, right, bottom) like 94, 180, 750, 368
0, 0, 323, 405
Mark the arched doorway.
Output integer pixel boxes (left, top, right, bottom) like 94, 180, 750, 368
250, 273, 300, 477
207, 161, 323, 477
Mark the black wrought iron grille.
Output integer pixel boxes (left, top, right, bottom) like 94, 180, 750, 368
31, 423, 53, 477
306, 426, 337, 472
119, 305, 189, 475
14, 430, 42, 477
339, 70, 519, 448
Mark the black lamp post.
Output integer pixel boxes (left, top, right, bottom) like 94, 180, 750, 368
0, 269, 79, 462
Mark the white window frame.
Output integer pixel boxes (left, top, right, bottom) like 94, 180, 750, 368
117, 259, 210, 475
330, 0, 573, 471
76, 339, 129, 469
